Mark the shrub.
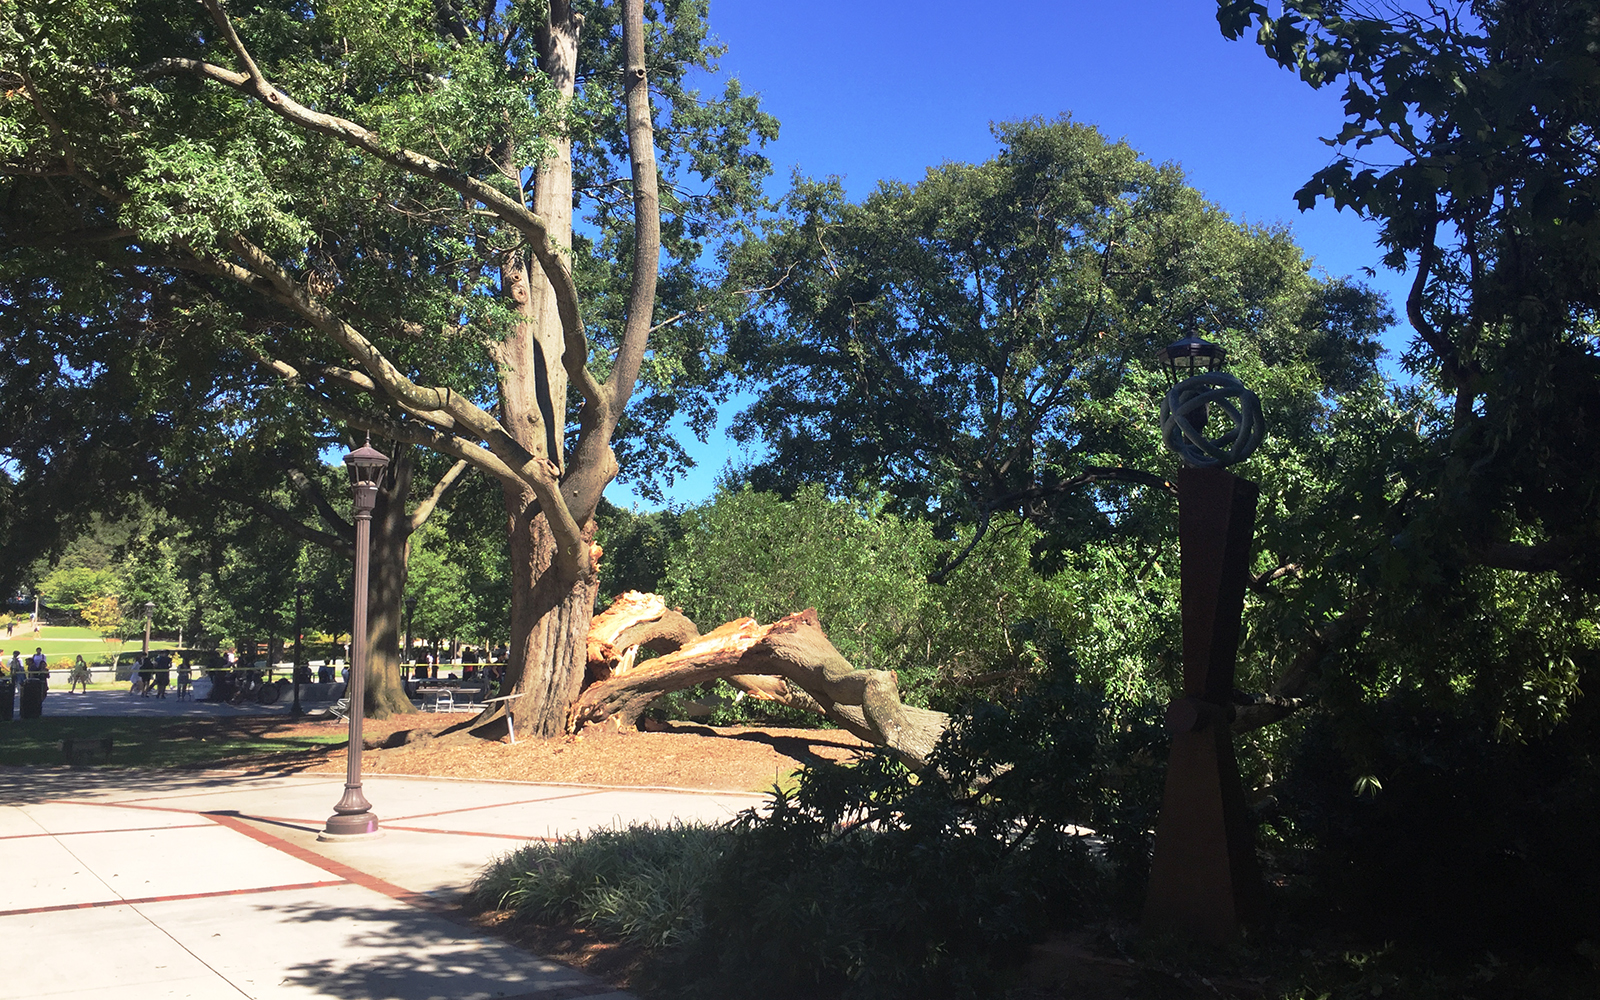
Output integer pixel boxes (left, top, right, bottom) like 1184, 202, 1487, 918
470, 823, 728, 951
475, 650, 1166, 999
1273, 689, 1600, 958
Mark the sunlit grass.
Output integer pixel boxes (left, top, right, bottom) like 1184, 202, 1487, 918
0, 716, 344, 768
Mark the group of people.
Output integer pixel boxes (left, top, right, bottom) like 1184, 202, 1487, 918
3, 614, 42, 640
407, 645, 507, 682
5, 647, 51, 690
5, 651, 97, 694
128, 650, 192, 700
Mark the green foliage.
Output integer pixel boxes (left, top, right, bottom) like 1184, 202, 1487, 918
663, 485, 933, 674
726, 116, 1390, 538
37, 565, 119, 614
475, 655, 1164, 999
594, 499, 686, 599
1272, 689, 1600, 959
470, 823, 727, 952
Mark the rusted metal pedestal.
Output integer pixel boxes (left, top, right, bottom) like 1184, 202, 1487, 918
1143, 466, 1261, 943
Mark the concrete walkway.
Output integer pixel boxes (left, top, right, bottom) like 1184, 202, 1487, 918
0, 768, 764, 999
21, 689, 305, 719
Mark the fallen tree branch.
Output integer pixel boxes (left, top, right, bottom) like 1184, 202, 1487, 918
575, 592, 949, 767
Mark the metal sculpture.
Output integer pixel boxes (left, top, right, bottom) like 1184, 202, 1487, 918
1160, 372, 1265, 468
1143, 337, 1264, 943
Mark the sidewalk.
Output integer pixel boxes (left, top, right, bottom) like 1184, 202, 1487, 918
21, 688, 303, 718
0, 768, 764, 999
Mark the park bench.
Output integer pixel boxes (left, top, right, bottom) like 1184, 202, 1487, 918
60, 737, 112, 768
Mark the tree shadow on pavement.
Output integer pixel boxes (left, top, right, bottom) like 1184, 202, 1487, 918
259, 895, 606, 999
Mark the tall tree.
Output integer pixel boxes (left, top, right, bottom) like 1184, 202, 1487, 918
727, 117, 1389, 574
1, 0, 773, 737
1215, 0, 1600, 581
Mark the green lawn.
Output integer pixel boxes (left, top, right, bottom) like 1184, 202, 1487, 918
0, 716, 345, 768
2, 625, 131, 663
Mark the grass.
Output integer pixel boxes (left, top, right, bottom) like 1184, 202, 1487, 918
1, 625, 133, 663
0, 716, 346, 768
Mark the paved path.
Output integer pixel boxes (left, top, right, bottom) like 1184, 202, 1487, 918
0, 768, 763, 999
23, 689, 304, 718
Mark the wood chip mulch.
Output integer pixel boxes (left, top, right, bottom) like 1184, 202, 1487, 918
223, 712, 874, 793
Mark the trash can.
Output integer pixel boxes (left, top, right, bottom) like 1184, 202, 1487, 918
0, 678, 13, 721
19, 679, 44, 719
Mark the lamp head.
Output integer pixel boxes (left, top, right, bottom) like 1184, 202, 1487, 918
1156, 335, 1227, 384
343, 435, 390, 514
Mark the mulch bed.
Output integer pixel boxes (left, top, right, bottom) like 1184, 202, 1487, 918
212, 712, 873, 792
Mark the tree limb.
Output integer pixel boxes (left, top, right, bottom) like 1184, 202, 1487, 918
150, 0, 591, 395
202, 484, 353, 556
285, 467, 352, 537
1474, 536, 1587, 573
409, 459, 470, 532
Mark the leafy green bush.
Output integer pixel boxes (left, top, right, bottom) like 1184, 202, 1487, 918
470, 823, 729, 951
1273, 689, 1600, 959
474, 650, 1166, 999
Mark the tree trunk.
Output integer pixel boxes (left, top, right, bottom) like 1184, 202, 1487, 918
364, 452, 416, 718
477, 489, 600, 739
476, 3, 588, 738
576, 594, 950, 768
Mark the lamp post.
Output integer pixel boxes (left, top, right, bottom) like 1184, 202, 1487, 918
291, 583, 304, 718
320, 436, 389, 841
1143, 335, 1267, 944
404, 596, 416, 676
142, 601, 155, 661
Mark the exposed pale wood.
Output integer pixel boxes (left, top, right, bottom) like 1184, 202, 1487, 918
574, 595, 949, 767
586, 591, 701, 681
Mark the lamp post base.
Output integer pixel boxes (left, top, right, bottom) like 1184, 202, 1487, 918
317, 824, 383, 842
319, 785, 381, 840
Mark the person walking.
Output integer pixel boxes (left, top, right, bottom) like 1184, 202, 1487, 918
68, 655, 91, 693
176, 656, 192, 700
154, 650, 171, 699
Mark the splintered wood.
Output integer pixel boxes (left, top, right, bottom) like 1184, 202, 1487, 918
573, 593, 949, 767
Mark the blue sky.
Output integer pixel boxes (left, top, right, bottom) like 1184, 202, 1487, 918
612, 1, 1408, 508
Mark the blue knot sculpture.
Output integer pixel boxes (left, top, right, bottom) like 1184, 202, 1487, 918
1160, 372, 1265, 468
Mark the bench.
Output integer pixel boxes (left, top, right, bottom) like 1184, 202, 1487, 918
61, 737, 113, 768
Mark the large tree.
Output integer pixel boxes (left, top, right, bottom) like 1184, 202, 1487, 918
726, 117, 1389, 571
1215, 0, 1600, 580
1, 0, 772, 736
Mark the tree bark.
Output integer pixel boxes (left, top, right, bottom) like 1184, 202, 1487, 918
575, 595, 950, 768
474, 491, 601, 739
364, 453, 416, 718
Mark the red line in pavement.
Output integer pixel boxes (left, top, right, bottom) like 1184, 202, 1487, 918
383, 823, 560, 842
386, 789, 606, 822
202, 812, 444, 913
0, 879, 347, 917
0, 822, 214, 840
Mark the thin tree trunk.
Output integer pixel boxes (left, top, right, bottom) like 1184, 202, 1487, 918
364, 452, 416, 718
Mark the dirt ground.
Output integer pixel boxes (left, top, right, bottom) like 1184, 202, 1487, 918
226, 711, 875, 792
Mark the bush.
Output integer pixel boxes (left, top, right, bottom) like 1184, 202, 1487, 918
475, 651, 1166, 999
470, 823, 728, 951
1273, 690, 1600, 959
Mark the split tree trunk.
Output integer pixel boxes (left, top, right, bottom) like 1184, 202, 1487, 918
574, 593, 950, 767
476, 2, 593, 741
